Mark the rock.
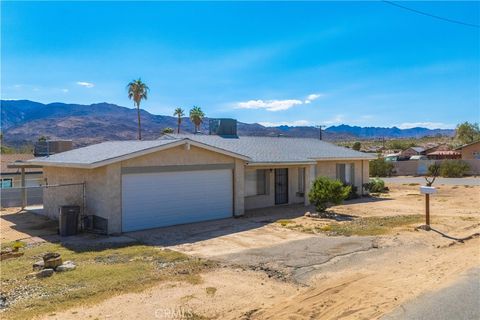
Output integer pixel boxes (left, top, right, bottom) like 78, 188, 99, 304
56, 261, 76, 272
33, 260, 45, 271
36, 268, 54, 278
0, 294, 7, 310
43, 252, 62, 269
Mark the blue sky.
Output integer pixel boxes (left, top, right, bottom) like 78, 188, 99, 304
2, 1, 479, 129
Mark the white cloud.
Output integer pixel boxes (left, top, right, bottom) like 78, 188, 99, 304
235, 99, 303, 112
258, 120, 313, 127
306, 93, 323, 101
62, 89, 69, 93
397, 122, 453, 129
324, 114, 345, 125
76, 81, 95, 88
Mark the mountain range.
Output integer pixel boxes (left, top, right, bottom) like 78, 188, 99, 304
0, 100, 455, 147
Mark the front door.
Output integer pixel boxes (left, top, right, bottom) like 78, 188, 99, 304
274, 168, 288, 205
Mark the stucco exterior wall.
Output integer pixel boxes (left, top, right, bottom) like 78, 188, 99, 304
42, 166, 109, 222
315, 160, 369, 194
460, 142, 480, 160
43, 144, 244, 234
244, 166, 307, 210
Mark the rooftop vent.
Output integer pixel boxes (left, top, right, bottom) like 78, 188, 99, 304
209, 118, 237, 137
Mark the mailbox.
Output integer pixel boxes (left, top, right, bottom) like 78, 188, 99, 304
420, 186, 437, 194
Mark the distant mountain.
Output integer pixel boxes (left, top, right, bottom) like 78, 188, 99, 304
0, 100, 454, 146
326, 124, 454, 139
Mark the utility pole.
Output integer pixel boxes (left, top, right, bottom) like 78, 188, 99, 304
316, 125, 326, 140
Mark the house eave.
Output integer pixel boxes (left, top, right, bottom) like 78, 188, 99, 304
28, 139, 251, 169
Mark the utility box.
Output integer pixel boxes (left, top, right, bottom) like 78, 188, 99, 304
59, 205, 80, 236
209, 118, 237, 136
420, 186, 437, 194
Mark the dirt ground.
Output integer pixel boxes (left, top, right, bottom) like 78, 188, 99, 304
3, 182, 478, 320
0, 207, 57, 243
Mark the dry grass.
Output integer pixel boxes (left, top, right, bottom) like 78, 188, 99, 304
316, 215, 424, 236
0, 243, 216, 320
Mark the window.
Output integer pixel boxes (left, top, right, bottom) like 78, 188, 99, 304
1, 178, 13, 189
245, 169, 267, 196
474, 152, 480, 160
336, 163, 355, 185
298, 168, 305, 193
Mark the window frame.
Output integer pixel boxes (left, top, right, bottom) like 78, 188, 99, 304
1, 178, 13, 189
245, 169, 268, 197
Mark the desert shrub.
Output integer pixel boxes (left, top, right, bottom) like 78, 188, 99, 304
439, 160, 470, 178
370, 158, 394, 177
308, 177, 351, 213
363, 178, 388, 193
344, 184, 359, 199
352, 142, 361, 151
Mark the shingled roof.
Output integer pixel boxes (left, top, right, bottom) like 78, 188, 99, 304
28, 135, 374, 168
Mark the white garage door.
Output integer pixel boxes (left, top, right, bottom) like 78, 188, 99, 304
122, 169, 233, 232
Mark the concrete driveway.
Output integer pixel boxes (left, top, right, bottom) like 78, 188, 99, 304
382, 177, 480, 186
126, 205, 375, 283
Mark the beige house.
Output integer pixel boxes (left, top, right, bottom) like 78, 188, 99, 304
455, 140, 480, 160
28, 134, 374, 234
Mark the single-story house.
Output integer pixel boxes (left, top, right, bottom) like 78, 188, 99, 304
400, 147, 425, 158
426, 150, 461, 160
1, 154, 43, 188
455, 140, 480, 160
27, 134, 375, 234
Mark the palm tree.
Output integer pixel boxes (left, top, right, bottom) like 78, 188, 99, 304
127, 79, 149, 140
189, 106, 205, 133
173, 107, 185, 134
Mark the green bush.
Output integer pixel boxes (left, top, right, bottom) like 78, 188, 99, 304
439, 160, 470, 178
370, 158, 394, 177
352, 142, 361, 151
363, 178, 388, 193
344, 184, 359, 199
308, 177, 351, 212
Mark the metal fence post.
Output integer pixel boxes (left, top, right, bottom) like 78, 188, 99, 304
21, 168, 26, 209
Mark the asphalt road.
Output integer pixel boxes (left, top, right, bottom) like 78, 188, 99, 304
382, 268, 480, 320
382, 177, 480, 186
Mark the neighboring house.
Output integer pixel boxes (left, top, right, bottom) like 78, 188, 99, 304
27, 132, 374, 234
426, 150, 461, 160
1, 154, 43, 188
401, 147, 425, 158
455, 141, 480, 160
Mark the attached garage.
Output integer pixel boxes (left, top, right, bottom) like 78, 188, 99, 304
121, 166, 233, 232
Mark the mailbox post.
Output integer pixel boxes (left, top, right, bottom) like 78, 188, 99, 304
420, 186, 437, 228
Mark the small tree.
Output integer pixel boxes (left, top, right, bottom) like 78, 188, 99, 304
425, 163, 440, 186
370, 158, 394, 177
455, 122, 480, 145
308, 177, 351, 215
162, 127, 174, 134
352, 141, 361, 151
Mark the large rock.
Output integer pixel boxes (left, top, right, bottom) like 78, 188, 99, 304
32, 260, 44, 271
43, 252, 62, 269
56, 261, 76, 272
36, 268, 54, 278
